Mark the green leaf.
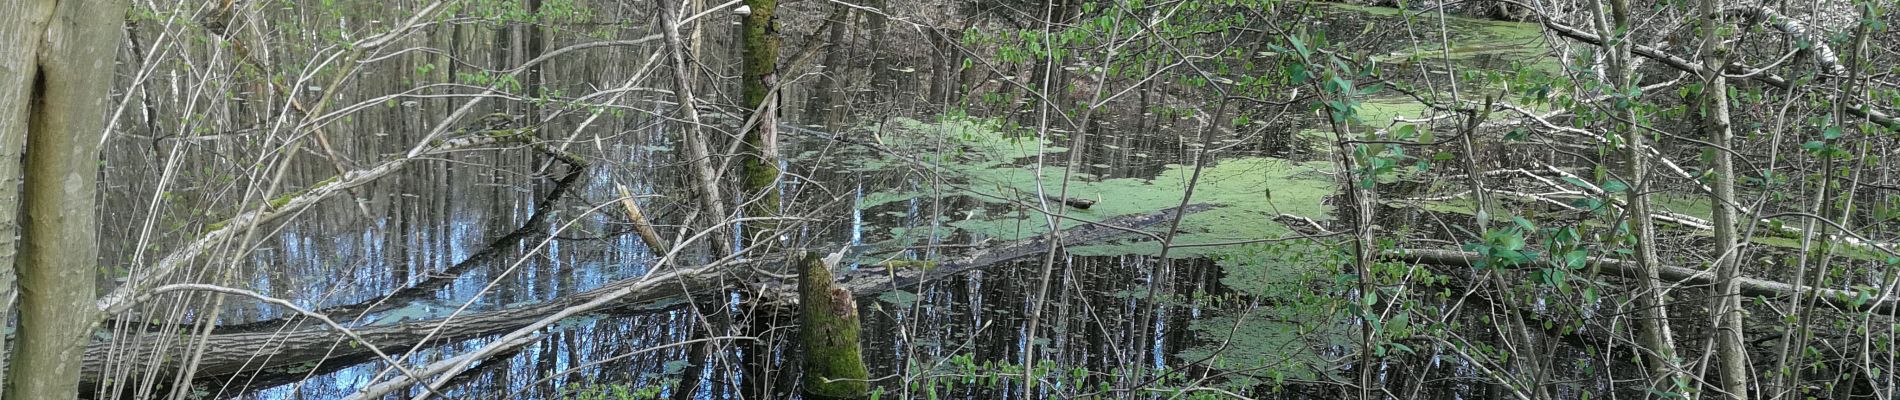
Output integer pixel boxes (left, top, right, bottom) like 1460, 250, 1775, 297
1563, 249, 1588, 269
1601, 180, 1629, 193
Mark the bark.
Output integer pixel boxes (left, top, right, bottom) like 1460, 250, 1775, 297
6, 0, 129, 397
0, 0, 48, 382
78, 204, 1210, 389
863, 0, 892, 110
796, 252, 869, 399
740, 0, 783, 246
1698, 0, 1749, 398
1599, 0, 1689, 391
661, 0, 735, 259
618, 185, 673, 255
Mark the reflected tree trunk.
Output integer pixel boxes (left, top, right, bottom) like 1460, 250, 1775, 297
803, 4, 851, 133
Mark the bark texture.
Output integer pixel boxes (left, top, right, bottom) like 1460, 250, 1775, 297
803, 4, 851, 132
1698, 0, 1750, 397
661, 0, 734, 258
1601, 0, 1688, 391
6, 0, 129, 397
796, 252, 869, 399
0, 0, 50, 381
740, 0, 783, 246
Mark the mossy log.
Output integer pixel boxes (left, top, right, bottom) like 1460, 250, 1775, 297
797, 252, 870, 399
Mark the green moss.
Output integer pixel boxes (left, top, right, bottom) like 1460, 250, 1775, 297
1650, 194, 1715, 221
1355, 98, 1433, 128
1749, 235, 1888, 262
880, 259, 938, 270
796, 253, 871, 399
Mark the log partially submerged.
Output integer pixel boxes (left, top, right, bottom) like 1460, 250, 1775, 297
1384, 249, 1900, 316
80, 204, 1213, 391
1042, 194, 1096, 210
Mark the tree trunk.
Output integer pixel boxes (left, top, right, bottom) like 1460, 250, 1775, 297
1598, 0, 1689, 392
662, 0, 734, 258
4, 0, 128, 397
802, 4, 850, 132
0, 0, 47, 382
796, 252, 869, 399
862, 0, 891, 113
740, 0, 783, 247
1697, 0, 1749, 397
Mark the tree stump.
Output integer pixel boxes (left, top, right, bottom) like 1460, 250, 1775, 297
797, 252, 870, 399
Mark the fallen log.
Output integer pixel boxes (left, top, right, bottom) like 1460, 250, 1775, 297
830, 203, 1214, 296
1042, 194, 1096, 210
1383, 249, 1900, 316
81, 204, 1212, 392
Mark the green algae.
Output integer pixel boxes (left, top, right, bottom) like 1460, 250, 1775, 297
1172, 242, 1350, 389
848, 117, 1340, 259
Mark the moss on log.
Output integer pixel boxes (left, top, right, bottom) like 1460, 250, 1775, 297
796, 252, 869, 399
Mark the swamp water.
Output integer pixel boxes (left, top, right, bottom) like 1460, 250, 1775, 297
88, 4, 1640, 399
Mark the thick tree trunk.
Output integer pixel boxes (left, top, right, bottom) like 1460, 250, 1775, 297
0, 0, 49, 382
796, 252, 869, 399
5, 0, 129, 397
740, 0, 783, 247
